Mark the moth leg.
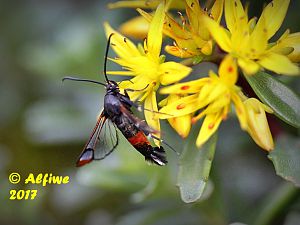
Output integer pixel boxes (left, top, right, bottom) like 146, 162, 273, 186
120, 95, 173, 116
124, 84, 149, 93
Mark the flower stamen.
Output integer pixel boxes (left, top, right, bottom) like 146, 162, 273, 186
181, 85, 190, 90
208, 122, 215, 129
177, 103, 186, 110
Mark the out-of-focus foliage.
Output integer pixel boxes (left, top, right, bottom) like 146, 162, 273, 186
0, 1, 300, 225
269, 135, 300, 187
177, 127, 217, 203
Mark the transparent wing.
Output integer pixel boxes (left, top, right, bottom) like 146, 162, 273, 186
76, 111, 118, 167
93, 118, 118, 160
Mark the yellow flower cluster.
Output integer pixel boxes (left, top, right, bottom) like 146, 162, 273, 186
105, 0, 299, 151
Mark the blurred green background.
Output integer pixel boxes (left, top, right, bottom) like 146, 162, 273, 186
1, 1, 300, 225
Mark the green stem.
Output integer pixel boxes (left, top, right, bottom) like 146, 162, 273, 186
254, 182, 300, 225
180, 58, 194, 66
202, 54, 223, 65
179, 43, 226, 67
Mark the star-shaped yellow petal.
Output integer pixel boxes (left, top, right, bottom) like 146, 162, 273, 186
203, 0, 299, 76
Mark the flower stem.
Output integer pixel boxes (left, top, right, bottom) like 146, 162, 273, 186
254, 182, 300, 225
180, 58, 194, 66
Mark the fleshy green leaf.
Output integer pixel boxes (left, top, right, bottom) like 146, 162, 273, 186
244, 71, 300, 128
177, 130, 217, 203
268, 135, 300, 187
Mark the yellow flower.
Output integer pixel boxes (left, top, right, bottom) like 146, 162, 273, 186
107, 0, 185, 10
159, 55, 247, 147
269, 30, 300, 63
243, 98, 274, 151
203, 0, 300, 75
159, 94, 192, 138
119, 15, 150, 40
114, 0, 186, 40
104, 3, 192, 143
139, 0, 224, 58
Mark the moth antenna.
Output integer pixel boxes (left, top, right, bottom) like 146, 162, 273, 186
104, 33, 115, 83
62, 76, 106, 86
